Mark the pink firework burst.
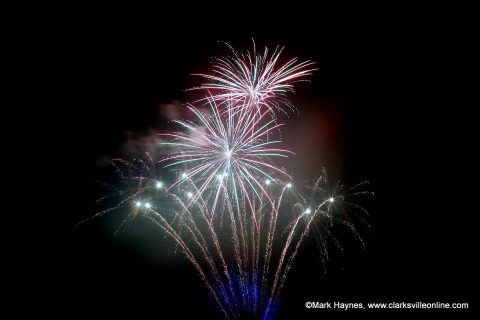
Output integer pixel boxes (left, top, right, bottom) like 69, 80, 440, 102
190, 42, 317, 116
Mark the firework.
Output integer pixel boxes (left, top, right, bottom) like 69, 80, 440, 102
158, 97, 293, 227
83, 42, 371, 320
190, 42, 316, 117
87, 154, 370, 319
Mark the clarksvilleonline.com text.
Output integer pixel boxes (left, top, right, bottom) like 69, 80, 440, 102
305, 301, 469, 310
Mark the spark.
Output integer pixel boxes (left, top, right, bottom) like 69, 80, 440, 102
329, 197, 335, 203
156, 181, 163, 189
144, 202, 151, 209
286, 182, 292, 188
216, 173, 228, 181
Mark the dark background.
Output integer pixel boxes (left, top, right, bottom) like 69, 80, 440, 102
51, 6, 475, 319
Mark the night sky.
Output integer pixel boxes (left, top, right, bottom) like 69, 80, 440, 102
55, 7, 475, 319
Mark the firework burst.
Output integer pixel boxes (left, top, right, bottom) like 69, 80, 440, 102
190, 42, 316, 117
158, 97, 293, 227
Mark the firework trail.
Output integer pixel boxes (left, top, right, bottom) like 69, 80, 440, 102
83, 42, 371, 320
